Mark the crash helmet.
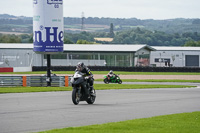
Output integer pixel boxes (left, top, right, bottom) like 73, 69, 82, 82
109, 70, 113, 74
76, 62, 85, 71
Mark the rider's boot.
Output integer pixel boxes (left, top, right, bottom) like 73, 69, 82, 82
90, 86, 96, 96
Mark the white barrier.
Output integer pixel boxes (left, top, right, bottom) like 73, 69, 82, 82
13, 67, 32, 72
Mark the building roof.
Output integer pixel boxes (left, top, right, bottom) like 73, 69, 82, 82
1, 43, 200, 52
0, 43, 155, 52
152, 46, 200, 51
0, 43, 33, 49
63, 44, 155, 52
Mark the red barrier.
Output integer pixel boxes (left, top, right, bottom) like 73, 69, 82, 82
0, 67, 13, 72
65, 76, 69, 87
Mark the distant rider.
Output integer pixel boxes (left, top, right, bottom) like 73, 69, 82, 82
75, 62, 94, 97
107, 70, 117, 81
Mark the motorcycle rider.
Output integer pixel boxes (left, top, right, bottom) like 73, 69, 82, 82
107, 70, 117, 81
75, 62, 94, 97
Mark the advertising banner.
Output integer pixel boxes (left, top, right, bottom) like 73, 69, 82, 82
33, 0, 63, 54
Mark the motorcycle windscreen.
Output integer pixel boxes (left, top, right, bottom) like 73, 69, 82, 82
72, 77, 85, 85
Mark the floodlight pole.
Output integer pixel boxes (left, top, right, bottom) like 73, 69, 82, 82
47, 54, 51, 86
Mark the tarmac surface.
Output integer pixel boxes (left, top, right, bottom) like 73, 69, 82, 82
0, 82, 200, 133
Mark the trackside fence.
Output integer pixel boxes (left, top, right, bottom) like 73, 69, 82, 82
0, 76, 71, 87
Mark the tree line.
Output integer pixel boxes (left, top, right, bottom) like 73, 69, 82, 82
112, 28, 200, 46
1, 28, 200, 46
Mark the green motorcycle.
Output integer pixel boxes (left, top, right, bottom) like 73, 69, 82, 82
103, 74, 122, 84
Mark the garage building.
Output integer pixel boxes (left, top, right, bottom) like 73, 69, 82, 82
0, 43, 154, 67
151, 46, 200, 67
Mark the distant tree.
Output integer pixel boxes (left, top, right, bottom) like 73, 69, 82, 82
76, 40, 94, 44
64, 37, 73, 44
0, 34, 21, 43
109, 23, 114, 38
112, 28, 200, 46
29, 34, 33, 43
135, 27, 142, 34
20, 34, 32, 43
64, 32, 94, 43
183, 41, 200, 47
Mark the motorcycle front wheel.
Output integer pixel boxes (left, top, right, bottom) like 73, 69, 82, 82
72, 88, 80, 105
118, 80, 122, 84
104, 78, 109, 84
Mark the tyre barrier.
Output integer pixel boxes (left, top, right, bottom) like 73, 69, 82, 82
32, 66, 200, 72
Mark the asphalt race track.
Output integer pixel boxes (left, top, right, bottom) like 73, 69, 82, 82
0, 83, 200, 133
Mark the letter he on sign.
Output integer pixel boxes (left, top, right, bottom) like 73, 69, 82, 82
33, 0, 63, 54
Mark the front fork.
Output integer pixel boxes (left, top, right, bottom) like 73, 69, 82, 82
74, 86, 81, 98
77, 87, 81, 97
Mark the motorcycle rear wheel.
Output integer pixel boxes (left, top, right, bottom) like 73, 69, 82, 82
87, 89, 96, 104
72, 88, 80, 105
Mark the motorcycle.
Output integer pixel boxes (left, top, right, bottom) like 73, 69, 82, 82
71, 71, 96, 105
103, 74, 122, 84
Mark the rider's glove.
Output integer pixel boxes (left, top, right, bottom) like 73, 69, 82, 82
85, 76, 89, 80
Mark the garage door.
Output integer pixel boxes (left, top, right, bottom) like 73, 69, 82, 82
185, 55, 199, 67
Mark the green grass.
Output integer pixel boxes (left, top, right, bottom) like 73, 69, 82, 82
38, 111, 200, 133
0, 84, 195, 93
1, 71, 200, 75
0, 87, 72, 93
94, 84, 195, 90
95, 79, 200, 83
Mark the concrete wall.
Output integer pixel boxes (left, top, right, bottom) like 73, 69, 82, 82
13, 67, 32, 72
0, 67, 32, 72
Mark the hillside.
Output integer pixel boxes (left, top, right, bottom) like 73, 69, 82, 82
0, 14, 200, 34
0, 14, 200, 46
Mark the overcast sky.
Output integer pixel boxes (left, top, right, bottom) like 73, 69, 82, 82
0, 0, 199, 20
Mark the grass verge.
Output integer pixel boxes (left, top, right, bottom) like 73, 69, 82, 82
0, 87, 72, 93
94, 84, 195, 90
0, 84, 195, 93
38, 111, 200, 133
95, 79, 200, 83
